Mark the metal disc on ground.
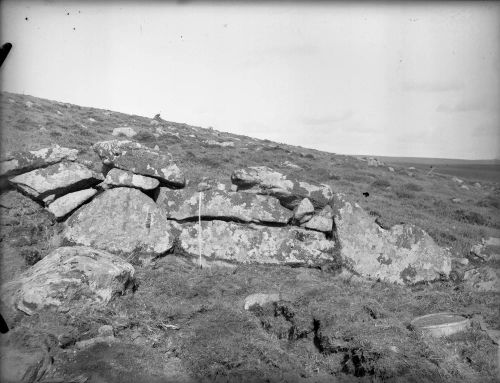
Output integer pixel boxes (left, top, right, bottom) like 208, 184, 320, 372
411, 312, 470, 338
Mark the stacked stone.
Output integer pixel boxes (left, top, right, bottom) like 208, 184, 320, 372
0, 144, 141, 321
1, 145, 102, 219
37, 144, 336, 268
1, 141, 453, 292
63, 140, 186, 265
156, 166, 337, 268
0, 139, 458, 335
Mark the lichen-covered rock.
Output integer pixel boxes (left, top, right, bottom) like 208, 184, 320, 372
47, 188, 97, 219
93, 140, 185, 187
333, 193, 451, 285
471, 237, 500, 262
294, 198, 314, 223
178, 220, 335, 267
231, 166, 332, 209
301, 205, 333, 233
9, 162, 103, 201
0, 246, 135, 318
0, 145, 78, 178
63, 187, 174, 263
103, 168, 160, 191
463, 267, 499, 292
157, 188, 292, 224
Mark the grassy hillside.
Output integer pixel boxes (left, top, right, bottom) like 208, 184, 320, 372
2, 91, 499, 257
1, 91, 499, 383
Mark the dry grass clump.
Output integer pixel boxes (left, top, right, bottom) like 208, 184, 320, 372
395, 189, 416, 199
453, 209, 488, 226
371, 179, 391, 188
403, 182, 424, 192
134, 130, 157, 143
477, 194, 500, 209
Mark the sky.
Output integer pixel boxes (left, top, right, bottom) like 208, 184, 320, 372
1, 1, 499, 160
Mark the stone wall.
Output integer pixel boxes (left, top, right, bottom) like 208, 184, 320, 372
1, 141, 451, 284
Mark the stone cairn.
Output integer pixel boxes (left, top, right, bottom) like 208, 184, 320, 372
0, 141, 452, 320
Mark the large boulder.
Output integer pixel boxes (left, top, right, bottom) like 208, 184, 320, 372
333, 193, 451, 285
9, 162, 103, 202
103, 168, 160, 191
0, 145, 78, 178
231, 166, 332, 209
47, 188, 97, 219
157, 188, 293, 224
63, 187, 174, 263
177, 220, 335, 267
93, 140, 185, 188
0, 246, 135, 320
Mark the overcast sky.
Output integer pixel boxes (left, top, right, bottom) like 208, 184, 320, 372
1, 1, 499, 159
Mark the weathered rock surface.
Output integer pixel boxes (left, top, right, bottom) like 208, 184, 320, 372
301, 205, 334, 233
112, 127, 137, 138
333, 193, 451, 285
9, 162, 103, 201
93, 140, 185, 187
471, 237, 500, 262
103, 168, 160, 191
157, 188, 292, 224
294, 198, 314, 223
0, 145, 78, 178
1, 246, 135, 317
63, 187, 174, 263
177, 220, 335, 266
47, 188, 97, 219
463, 267, 499, 292
231, 166, 333, 209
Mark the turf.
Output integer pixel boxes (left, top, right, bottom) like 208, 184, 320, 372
1, 91, 499, 382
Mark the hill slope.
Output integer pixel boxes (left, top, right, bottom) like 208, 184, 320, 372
0, 92, 499, 383
2, 91, 499, 254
